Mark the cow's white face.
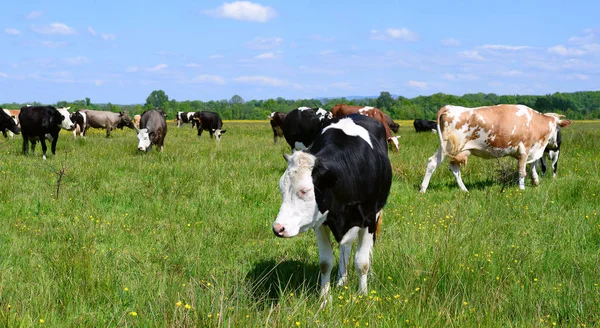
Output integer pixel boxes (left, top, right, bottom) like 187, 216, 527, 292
272, 152, 327, 238
137, 128, 151, 151
56, 107, 75, 130
213, 129, 226, 141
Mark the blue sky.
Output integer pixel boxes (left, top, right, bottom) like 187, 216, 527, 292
1, 0, 599, 104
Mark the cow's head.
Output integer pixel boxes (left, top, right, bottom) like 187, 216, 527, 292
137, 128, 152, 151
213, 129, 226, 141
56, 107, 75, 130
117, 112, 137, 130
1, 110, 20, 135
272, 151, 330, 238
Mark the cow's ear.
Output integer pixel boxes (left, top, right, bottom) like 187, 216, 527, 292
312, 160, 337, 213
119, 112, 124, 116
221, 130, 227, 134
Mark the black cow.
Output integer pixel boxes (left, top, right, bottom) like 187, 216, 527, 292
413, 119, 437, 133
137, 109, 167, 152
1, 108, 21, 138
19, 106, 75, 159
282, 107, 331, 151
272, 114, 392, 297
193, 111, 226, 141
538, 127, 562, 178
269, 111, 286, 144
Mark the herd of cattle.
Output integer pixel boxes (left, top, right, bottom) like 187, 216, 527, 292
1, 103, 570, 298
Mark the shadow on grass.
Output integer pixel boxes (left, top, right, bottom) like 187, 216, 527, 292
245, 259, 320, 309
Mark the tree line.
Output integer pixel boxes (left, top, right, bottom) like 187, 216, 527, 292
3, 90, 600, 121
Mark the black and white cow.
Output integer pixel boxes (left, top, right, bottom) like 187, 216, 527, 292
70, 110, 87, 138
19, 106, 75, 159
1, 108, 21, 138
272, 114, 393, 297
413, 119, 437, 133
538, 127, 562, 178
137, 109, 167, 152
176, 111, 196, 128
282, 107, 331, 151
193, 111, 226, 141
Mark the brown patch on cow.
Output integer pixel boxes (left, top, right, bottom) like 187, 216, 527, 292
375, 211, 383, 239
331, 104, 398, 151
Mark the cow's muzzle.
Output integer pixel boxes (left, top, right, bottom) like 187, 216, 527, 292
272, 223, 286, 238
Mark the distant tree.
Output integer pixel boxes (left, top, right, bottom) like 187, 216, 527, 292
145, 90, 169, 109
376, 91, 394, 111
85, 97, 91, 106
230, 95, 245, 104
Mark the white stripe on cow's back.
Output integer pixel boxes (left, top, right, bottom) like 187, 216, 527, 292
322, 118, 373, 149
297, 107, 312, 111
358, 106, 374, 114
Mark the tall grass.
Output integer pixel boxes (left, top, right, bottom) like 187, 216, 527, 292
0, 121, 598, 327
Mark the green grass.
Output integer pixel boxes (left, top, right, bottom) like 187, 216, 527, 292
0, 121, 599, 327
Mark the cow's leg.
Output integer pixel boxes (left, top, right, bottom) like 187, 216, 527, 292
40, 138, 48, 160
314, 224, 334, 297
50, 135, 58, 155
273, 130, 278, 144
449, 161, 469, 192
355, 227, 374, 295
197, 128, 203, 138
106, 127, 111, 138
420, 148, 444, 193
531, 161, 540, 186
337, 226, 360, 287
30, 140, 37, 154
517, 155, 527, 190
549, 150, 560, 178
2, 130, 7, 139
22, 136, 29, 155
539, 155, 548, 176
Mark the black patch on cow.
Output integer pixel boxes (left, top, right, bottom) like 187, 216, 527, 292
282, 108, 331, 150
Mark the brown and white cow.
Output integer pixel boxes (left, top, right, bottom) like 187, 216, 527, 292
331, 104, 399, 152
420, 104, 571, 192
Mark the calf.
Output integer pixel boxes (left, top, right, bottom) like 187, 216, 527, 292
420, 104, 571, 192
137, 109, 167, 152
413, 119, 437, 133
70, 111, 87, 138
269, 111, 286, 144
19, 106, 74, 159
80, 109, 136, 138
273, 114, 392, 297
1, 108, 21, 138
331, 104, 399, 152
193, 111, 226, 141
282, 107, 330, 151
538, 127, 562, 178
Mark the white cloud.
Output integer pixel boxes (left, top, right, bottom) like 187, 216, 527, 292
482, 44, 531, 51
498, 70, 523, 77
330, 82, 353, 90
234, 75, 288, 87
101, 33, 116, 41
4, 28, 21, 36
192, 74, 226, 85
0, 72, 8, 78
319, 50, 334, 56
32, 22, 77, 35
245, 37, 282, 49
146, 64, 168, 72
441, 38, 461, 47
371, 28, 419, 41
88, 26, 97, 36
185, 63, 203, 68
208, 54, 224, 59
26, 11, 43, 20
568, 32, 595, 45
406, 80, 427, 88
255, 52, 276, 59
64, 56, 89, 65
204, 1, 277, 22
40, 41, 67, 48
94, 80, 103, 86
308, 34, 335, 42
443, 73, 479, 80
126, 67, 139, 72
459, 50, 484, 60
548, 45, 586, 56
566, 73, 589, 80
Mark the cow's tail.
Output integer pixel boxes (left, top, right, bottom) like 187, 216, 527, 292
437, 106, 463, 163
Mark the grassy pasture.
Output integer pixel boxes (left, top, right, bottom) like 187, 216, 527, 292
0, 120, 599, 327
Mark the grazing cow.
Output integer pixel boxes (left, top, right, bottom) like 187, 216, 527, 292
420, 104, 571, 192
19, 106, 74, 159
384, 114, 400, 133
282, 107, 331, 151
272, 114, 392, 296
80, 109, 136, 138
137, 109, 167, 152
331, 104, 399, 152
193, 111, 226, 141
413, 119, 437, 133
133, 114, 141, 129
1, 108, 21, 138
537, 127, 562, 178
269, 111, 286, 144
70, 111, 87, 138
176, 111, 196, 128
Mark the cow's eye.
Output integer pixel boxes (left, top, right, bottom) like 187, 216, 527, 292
298, 189, 311, 197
